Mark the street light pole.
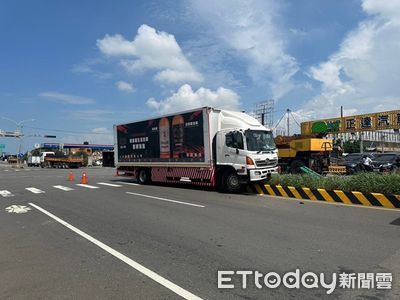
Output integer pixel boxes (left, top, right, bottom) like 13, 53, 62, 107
1, 117, 35, 167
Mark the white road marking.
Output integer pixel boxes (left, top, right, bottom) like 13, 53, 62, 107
6, 205, 31, 213
53, 185, 74, 191
116, 181, 139, 186
26, 187, 45, 194
97, 182, 122, 187
4, 169, 9, 172
0, 190, 14, 197
76, 184, 99, 189
126, 192, 205, 208
29, 203, 203, 300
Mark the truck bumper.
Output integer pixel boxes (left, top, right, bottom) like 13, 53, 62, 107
249, 167, 278, 181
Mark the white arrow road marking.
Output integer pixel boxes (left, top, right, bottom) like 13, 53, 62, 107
76, 184, 99, 189
97, 182, 122, 187
5, 205, 31, 214
29, 203, 203, 300
53, 185, 74, 191
126, 192, 205, 208
0, 190, 14, 197
26, 187, 45, 194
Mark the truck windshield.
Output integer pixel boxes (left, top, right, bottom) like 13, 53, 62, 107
245, 130, 276, 151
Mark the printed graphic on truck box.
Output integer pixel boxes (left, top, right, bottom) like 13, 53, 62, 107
117, 110, 205, 162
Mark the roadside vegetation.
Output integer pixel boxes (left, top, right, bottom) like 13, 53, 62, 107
269, 172, 400, 195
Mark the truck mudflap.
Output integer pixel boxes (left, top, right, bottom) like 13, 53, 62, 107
249, 167, 278, 181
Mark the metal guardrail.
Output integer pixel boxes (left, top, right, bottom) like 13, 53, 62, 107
299, 166, 322, 178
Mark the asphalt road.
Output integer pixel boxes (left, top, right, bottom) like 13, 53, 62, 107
0, 162, 399, 299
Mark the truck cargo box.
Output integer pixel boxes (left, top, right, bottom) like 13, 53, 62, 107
114, 108, 211, 167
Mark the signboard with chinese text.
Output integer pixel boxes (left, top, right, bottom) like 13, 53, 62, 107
301, 109, 400, 135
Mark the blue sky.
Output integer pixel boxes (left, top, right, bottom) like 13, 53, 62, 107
1, 0, 400, 153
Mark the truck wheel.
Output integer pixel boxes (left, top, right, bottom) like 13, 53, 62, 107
138, 169, 150, 185
222, 170, 241, 193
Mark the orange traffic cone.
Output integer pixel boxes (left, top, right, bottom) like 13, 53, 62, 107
68, 171, 74, 182
81, 172, 88, 184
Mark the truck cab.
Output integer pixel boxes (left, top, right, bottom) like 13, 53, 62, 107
40, 152, 55, 167
212, 109, 278, 192
216, 129, 278, 191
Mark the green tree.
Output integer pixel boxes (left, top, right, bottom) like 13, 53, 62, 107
343, 140, 362, 153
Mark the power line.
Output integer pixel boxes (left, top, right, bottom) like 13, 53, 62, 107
273, 112, 286, 130
24, 126, 107, 135
290, 112, 301, 128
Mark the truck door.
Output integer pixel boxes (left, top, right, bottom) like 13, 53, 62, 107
219, 131, 246, 171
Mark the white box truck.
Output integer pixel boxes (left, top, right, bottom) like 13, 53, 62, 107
114, 107, 278, 192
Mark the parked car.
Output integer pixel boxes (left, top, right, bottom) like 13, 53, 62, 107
340, 153, 375, 174
371, 153, 400, 172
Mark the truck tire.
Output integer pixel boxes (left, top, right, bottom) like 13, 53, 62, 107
222, 170, 241, 193
138, 169, 151, 185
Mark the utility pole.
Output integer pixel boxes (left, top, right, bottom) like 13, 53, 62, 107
286, 109, 290, 136
340, 106, 344, 149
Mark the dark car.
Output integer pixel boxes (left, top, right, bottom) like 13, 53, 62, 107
340, 153, 375, 174
371, 153, 400, 172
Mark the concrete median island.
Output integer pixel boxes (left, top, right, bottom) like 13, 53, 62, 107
249, 173, 400, 209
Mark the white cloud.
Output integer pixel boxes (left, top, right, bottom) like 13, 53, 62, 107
146, 84, 240, 114
97, 24, 203, 84
115, 81, 135, 93
39, 92, 95, 105
92, 127, 110, 134
186, 0, 298, 99
71, 58, 113, 80
300, 0, 400, 119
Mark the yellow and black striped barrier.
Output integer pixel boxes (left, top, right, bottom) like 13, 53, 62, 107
248, 184, 400, 210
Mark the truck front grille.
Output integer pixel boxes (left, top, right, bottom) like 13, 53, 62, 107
255, 159, 278, 168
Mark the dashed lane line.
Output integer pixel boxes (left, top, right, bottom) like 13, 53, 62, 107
115, 181, 139, 186
28, 203, 203, 300
53, 185, 74, 191
76, 184, 99, 189
97, 182, 122, 187
126, 192, 205, 208
25, 187, 45, 194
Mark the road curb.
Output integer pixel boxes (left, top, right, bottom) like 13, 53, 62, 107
249, 184, 400, 210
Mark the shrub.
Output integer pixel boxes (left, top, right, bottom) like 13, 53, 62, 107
268, 173, 400, 195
